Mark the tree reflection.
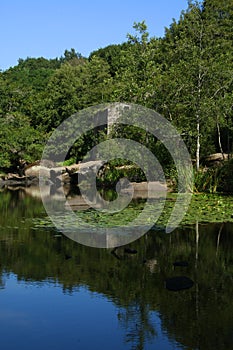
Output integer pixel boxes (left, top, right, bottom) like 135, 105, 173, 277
0, 189, 233, 349
117, 301, 157, 350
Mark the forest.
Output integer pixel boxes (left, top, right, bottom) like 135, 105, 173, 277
0, 0, 233, 192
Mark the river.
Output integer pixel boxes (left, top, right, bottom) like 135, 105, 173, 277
0, 187, 232, 349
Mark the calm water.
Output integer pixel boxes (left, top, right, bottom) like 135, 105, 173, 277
0, 187, 232, 350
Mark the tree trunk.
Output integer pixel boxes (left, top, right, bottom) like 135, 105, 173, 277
216, 120, 224, 158
196, 116, 200, 171
196, 20, 204, 172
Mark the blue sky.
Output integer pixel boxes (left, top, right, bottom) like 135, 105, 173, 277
0, 0, 188, 71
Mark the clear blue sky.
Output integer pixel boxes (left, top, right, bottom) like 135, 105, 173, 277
0, 0, 188, 71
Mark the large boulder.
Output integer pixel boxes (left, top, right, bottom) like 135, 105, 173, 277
204, 153, 229, 166
25, 165, 50, 178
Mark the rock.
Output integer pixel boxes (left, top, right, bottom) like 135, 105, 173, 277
65, 254, 72, 260
110, 246, 137, 259
64, 164, 80, 172
111, 249, 121, 260
205, 153, 228, 162
173, 261, 189, 267
4, 174, 38, 186
40, 159, 56, 168
25, 165, 50, 178
23, 162, 84, 185
124, 248, 137, 254
204, 153, 229, 167
121, 181, 168, 198
61, 172, 71, 184
143, 258, 158, 273
72, 160, 105, 176
165, 276, 194, 291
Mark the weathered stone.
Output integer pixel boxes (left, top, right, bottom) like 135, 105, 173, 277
205, 153, 228, 162
74, 160, 105, 175
121, 181, 167, 198
61, 172, 71, 184
25, 165, 50, 178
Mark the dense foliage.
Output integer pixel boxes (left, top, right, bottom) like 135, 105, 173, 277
0, 0, 232, 189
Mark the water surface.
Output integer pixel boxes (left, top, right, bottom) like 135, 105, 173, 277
0, 188, 232, 349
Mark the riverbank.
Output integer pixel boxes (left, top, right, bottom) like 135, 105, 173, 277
1, 154, 233, 194
0, 161, 104, 187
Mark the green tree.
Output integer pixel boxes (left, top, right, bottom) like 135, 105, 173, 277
113, 21, 162, 105
60, 48, 86, 66
157, 0, 233, 169
3, 57, 60, 92
89, 43, 130, 77
39, 56, 112, 131
0, 113, 44, 169
202, 0, 233, 155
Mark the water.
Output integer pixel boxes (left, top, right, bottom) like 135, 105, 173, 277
0, 187, 232, 350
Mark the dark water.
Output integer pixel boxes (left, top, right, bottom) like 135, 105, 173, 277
0, 188, 232, 350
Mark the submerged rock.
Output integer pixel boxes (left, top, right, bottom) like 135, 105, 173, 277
165, 276, 194, 291
173, 261, 189, 267
65, 254, 72, 260
143, 258, 158, 273
124, 248, 137, 254
110, 247, 137, 259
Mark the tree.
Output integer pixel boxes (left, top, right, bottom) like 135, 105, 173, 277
36, 56, 112, 131
4, 57, 60, 91
0, 113, 44, 169
113, 21, 162, 105
82, 55, 113, 105
89, 43, 129, 77
63, 48, 82, 60
157, 0, 233, 170
60, 48, 86, 66
202, 0, 233, 156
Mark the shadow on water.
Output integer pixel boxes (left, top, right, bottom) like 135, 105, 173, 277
0, 187, 232, 349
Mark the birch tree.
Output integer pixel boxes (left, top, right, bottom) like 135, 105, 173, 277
160, 0, 233, 169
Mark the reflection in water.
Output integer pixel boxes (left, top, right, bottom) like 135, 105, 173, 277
117, 303, 157, 349
0, 188, 232, 350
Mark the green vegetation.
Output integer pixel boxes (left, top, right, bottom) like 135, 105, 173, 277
0, 0, 233, 191
31, 192, 233, 232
